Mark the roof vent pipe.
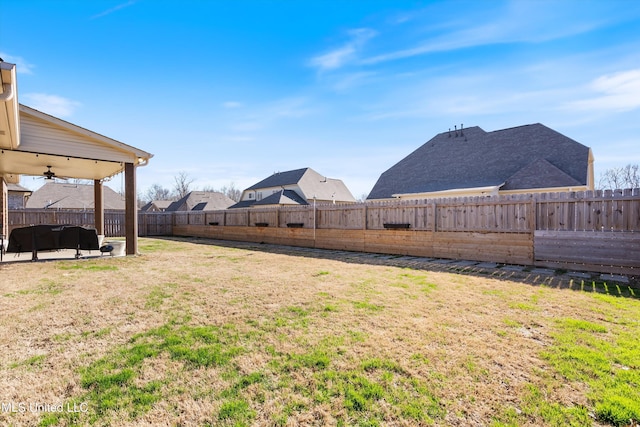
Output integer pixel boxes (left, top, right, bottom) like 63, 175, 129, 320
0, 83, 14, 102
454, 125, 458, 137
448, 128, 451, 137
460, 123, 464, 136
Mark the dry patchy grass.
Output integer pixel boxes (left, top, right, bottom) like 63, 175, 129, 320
0, 237, 638, 426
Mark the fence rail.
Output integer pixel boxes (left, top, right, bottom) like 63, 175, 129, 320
7, 189, 640, 274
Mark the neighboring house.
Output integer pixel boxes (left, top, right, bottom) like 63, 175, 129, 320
7, 184, 32, 209
166, 191, 235, 211
26, 182, 125, 210
140, 200, 173, 212
229, 167, 356, 209
367, 123, 594, 200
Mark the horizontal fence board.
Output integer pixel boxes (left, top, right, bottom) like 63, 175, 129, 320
364, 230, 434, 257
315, 229, 366, 252
534, 261, 637, 276
172, 226, 532, 265
534, 230, 640, 275
432, 232, 533, 265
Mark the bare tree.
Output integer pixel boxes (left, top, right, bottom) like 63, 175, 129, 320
219, 182, 242, 202
173, 171, 194, 199
201, 182, 242, 202
144, 183, 173, 203
357, 193, 370, 202
71, 178, 93, 185
598, 164, 640, 190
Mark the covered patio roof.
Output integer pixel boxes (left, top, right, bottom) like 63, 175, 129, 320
0, 105, 151, 182
0, 60, 152, 255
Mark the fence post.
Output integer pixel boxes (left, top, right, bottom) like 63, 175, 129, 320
529, 198, 537, 232
431, 201, 437, 232
363, 204, 368, 230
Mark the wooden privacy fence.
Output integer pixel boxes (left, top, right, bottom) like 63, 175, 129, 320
172, 197, 534, 232
172, 189, 640, 232
170, 189, 640, 276
7, 210, 173, 237
7, 189, 640, 275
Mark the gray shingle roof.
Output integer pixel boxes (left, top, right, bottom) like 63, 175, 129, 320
367, 123, 591, 199
7, 184, 32, 193
166, 191, 235, 211
253, 189, 309, 206
228, 200, 255, 209
230, 167, 356, 208
247, 168, 308, 190
26, 182, 125, 209
140, 200, 173, 212
502, 158, 582, 190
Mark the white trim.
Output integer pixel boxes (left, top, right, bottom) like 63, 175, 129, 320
392, 184, 503, 200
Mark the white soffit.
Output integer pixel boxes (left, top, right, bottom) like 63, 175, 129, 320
0, 149, 124, 180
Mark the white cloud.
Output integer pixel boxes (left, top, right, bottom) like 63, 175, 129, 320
361, 1, 613, 66
566, 69, 640, 112
222, 101, 243, 109
0, 52, 35, 74
21, 93, 82, 117
90, 0, 137, 19
309, 28, 377, 72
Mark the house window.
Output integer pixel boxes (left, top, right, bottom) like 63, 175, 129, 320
249, 193, 254, 199
257, 192, 262, 201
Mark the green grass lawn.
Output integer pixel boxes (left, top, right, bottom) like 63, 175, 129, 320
1, 237, 638, 426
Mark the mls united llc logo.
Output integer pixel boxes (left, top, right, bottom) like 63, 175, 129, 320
1, 401, 88, 414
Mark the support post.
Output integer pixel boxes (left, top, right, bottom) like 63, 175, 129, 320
0, 177, 7, 257
124, 163, 138, 255
94, 179, 104, 237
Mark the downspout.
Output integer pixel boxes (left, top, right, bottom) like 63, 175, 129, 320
0, 83, 14, 102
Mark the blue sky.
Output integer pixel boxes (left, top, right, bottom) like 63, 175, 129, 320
2, 0, 640, 198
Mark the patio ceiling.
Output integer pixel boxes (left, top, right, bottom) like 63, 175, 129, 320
0, 150, 125, 182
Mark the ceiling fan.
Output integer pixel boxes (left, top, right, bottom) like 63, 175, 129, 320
43, 165, 56, 180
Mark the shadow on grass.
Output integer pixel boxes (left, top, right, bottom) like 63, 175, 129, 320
146, 236, 640, 300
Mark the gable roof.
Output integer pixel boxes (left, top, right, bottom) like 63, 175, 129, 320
140, 200, 173, 212
231, 167, 356, 208
502, 158, 582, 190
166, 191, 235, 211
367, 123, 591, 199
247, 168, 309, 190
298, 169, 356, 202
26, 182, 125, 209
248, 168, 355, 200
